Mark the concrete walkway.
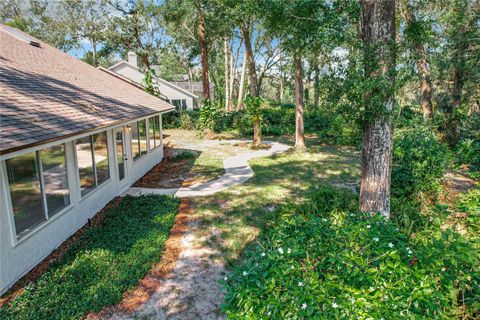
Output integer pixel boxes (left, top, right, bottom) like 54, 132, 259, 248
123, 140, 290, 198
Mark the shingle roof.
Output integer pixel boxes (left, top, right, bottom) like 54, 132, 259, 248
0, 25, 174, 155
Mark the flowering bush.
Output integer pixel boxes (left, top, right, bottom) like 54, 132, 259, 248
222, 186, 480, 319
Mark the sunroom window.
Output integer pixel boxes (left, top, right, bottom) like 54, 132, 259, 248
131, 120, 148, 161
6, 144, 70, 237
75, 132, 110, 196
148, 115, 161, 150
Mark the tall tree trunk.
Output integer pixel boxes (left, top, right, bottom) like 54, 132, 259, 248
229, 40, 236, 111
279, 73, 284, 102
197, 15, 210, 102
359, 0, 396, 218
313, 61, 320, 112
92, 39, 97, 67
417, 46, 433, 120
402, 0, 433, 120
241, 24, 261, 146
241, 25, 259, 96
224, 37, 230, 111
446, 39, 465, 146
294, 53, 306, 150
237, 51, 247, 109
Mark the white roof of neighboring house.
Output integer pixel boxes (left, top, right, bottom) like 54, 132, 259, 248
108, 60, 198, 100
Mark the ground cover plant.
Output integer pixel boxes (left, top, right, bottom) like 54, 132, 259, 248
222, 186, 480, 319
0, 195, 179, 320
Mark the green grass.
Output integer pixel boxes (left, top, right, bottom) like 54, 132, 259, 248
190, 139, 361, 265
0, 195, 179, 320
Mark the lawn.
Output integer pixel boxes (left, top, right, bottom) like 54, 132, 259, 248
189, 135, 361, 265
134, 129, 250, 188
0, 195, 179, 320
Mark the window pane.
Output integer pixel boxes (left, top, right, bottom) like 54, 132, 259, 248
148, 117, 155, 150
154, 116, 161, 148
93, 132, 110, 186
131, 123, 140, 160
182, 99, 187, 110
115, 131, 125, 181
172, 99, 181, 111
40, 144, 70, 216
138, 120, 147, 157
76, 136, 96, 196
6, 152, 45, 236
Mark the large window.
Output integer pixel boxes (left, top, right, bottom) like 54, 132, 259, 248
171, 99, 187, 111
76, 132, 110, 196
131, 120, 147, 161
148, 115, 161, 150
6, 144, 70, 237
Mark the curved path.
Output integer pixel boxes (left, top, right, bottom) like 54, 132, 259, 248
123, 140, 290, 198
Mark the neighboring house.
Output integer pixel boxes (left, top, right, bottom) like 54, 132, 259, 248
108, 52, 198, 111
0, 25, 174, 294
171, 80, 215, 102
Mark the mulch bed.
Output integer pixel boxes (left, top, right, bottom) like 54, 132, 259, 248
133, 145, 203, 189
0, 198, 123, 307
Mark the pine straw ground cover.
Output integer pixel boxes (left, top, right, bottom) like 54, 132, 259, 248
0, 195, 179, 320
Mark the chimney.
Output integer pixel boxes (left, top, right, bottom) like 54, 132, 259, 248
127, 51, 137, 68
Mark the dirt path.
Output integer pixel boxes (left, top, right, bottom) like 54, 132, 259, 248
102, 138, 290, 319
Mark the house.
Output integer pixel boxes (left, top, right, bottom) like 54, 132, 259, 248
170, 79, 215, 102
0, 25, 174, 294
108, 52, 199, 111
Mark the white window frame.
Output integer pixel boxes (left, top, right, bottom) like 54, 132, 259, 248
4, 143, 72, 240
75, 131, 111, 198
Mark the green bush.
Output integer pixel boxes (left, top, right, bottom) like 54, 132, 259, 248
163, 110, 200, 129
0, 195, 180, 320
392, 127, 451, 199
222, 186, 480, 319
162, 101, 362, 146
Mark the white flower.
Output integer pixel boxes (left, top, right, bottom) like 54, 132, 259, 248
278, 248, 284, 255
291, 265, 294, 269
332, 302, 338, 308
224, 276, 228, 281
373, 237, 379, 242
261, 252, 266, 257
287, 248, 291, 254
298, 281, 304, 287
367, 225, 371, 229
242, 271, 248, 277
395, 228, 399, 231
301, 303, 307, 310
322, 218, 327, 222
388, 242, 394, 248
350, 213, 355, 217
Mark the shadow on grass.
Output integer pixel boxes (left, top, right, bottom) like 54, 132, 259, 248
0, 195, 180, 320
191, 142, 361, 266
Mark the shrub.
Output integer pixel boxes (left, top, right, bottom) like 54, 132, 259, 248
161, 100, 363, 146
199, 101, 218, 131
392, 127, 451, 199
222, 186, 480, 319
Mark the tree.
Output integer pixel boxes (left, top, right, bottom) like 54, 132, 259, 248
294, 52, 306, 149
0, 0, 76, 52
400, 0, 434, 120
237, 50, 247, 109
62, 0, 110, 67
359, 0, 396, 218
439, 0, 479, 146
108, 0, 167, 70
163, 0, 230, 102
241, 22, 262, 145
